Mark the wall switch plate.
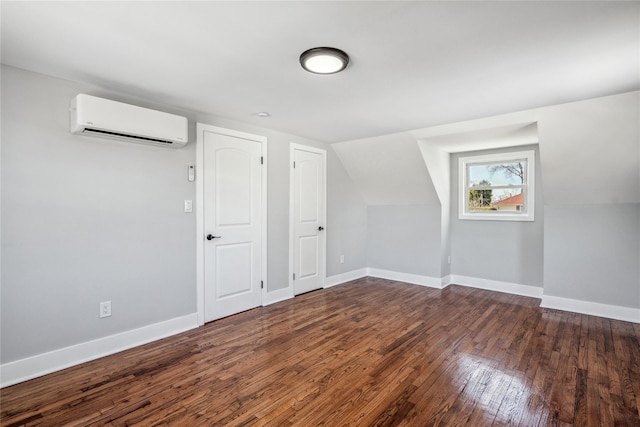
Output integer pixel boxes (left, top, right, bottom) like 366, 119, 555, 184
184, 200, 193, 213
99, 301, 112, 318
340, 255, 345, 264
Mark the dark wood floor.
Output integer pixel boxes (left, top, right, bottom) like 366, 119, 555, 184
2, 278, 639, 426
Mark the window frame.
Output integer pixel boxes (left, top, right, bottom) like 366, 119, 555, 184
458, 150, 535, 222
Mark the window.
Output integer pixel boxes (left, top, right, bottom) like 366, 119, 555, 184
459, 150, 535, 221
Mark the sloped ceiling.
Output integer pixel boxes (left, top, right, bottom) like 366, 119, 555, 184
1, 1, 638, 143
333, 111, 541, 207
332, 134, 439, 206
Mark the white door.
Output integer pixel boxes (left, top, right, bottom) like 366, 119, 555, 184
291, 145, 326, 295
203, 129, 263, 322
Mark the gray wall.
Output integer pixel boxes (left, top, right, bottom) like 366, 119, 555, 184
1, 66, 367, 363
450, 145, 544, 287
1, 66, 196, 362
543, 204, 639, 308
366, 205, 442, 277
537, 92, 640, 309
326, 149, 368, 276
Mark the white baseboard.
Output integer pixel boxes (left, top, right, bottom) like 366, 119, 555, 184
325, 268, 368, 288
541, 295, 640, 324
441, 274, 452, 288
0, 313, 198, 388
367, 268, 444, 289
263, 287, 294, 306
449, 274, 544, 299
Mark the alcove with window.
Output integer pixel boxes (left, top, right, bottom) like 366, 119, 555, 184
449, 145, 544, 289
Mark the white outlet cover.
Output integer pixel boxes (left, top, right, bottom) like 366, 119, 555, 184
99, 301, 112, 318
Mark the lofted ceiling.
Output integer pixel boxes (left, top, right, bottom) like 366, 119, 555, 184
1, 1, 638, 144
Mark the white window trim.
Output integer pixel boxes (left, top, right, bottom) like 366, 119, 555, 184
458, 150, 535, 222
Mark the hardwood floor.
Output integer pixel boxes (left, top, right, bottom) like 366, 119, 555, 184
2, 278, 639, 426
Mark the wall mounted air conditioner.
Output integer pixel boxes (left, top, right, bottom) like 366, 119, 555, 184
70, 94, 188, 148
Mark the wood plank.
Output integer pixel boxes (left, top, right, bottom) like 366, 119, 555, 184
1, 278, 639, 426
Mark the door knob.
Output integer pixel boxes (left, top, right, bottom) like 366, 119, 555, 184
318, 226, 324, 231
206, 234, 221, 240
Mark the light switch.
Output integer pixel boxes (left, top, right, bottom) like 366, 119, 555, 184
184, 200, 193, 213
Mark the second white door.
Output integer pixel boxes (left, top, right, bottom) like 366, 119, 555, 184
291, 145, 326, 295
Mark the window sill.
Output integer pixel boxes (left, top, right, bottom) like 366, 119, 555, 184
459, 212, 535, 222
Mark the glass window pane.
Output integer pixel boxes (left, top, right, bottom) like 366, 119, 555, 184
467, 188, 524, 212
468, 161, 526, 186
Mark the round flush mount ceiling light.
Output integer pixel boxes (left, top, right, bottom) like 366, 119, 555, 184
299, 47, 350, 74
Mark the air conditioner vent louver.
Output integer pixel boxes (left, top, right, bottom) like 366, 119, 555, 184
70, 94, 188, 148
82, 128, 174, 145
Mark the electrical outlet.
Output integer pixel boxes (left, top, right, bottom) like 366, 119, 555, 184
340, 254, 345, 264
99, 301, 112, 318
448, 256, 451, 265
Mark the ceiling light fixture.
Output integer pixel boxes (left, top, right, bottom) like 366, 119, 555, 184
255, 112, 270, 118
300, 47, 350, 74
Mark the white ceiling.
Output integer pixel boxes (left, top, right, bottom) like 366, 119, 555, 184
2, 1, 638, 143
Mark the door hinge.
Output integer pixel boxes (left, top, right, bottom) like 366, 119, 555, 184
293, 273, 296, 280
261, 280, 264, 289
261, 156, 264, 165
293, 161, 296, 168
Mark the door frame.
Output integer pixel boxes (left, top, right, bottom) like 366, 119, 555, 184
196, 123, 268, 326
289, 143, 327, 295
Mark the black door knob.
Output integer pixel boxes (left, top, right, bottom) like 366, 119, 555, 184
318, 226, 324, 231
206, 234, 221, 240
